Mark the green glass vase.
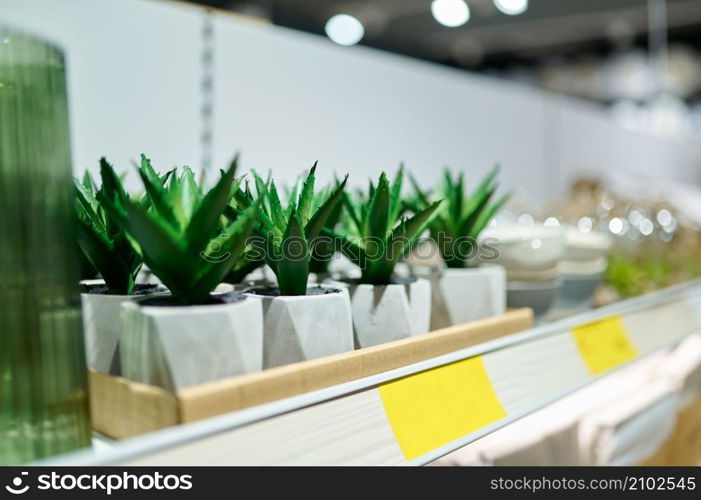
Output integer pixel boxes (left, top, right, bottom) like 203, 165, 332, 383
0, 27, 91, 464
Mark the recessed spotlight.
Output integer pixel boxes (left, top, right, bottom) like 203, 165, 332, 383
325, 14, 365, 46
494, 0, 528, 16
431, 0, 470, 28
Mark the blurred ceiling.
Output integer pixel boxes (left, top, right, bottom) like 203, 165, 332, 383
190, 0, 701, 69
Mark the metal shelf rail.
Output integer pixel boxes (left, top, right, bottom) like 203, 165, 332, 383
45, 280, 701, 466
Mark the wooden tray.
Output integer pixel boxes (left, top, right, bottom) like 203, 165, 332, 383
90, 308, 533, 439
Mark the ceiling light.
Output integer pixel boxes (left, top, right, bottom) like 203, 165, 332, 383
494, 0, 528, 16
325, 14, 364, 46
431, 0, 470, 28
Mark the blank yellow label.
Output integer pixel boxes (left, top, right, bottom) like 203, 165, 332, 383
573, 315, 638, 375
378, 356, 506, 461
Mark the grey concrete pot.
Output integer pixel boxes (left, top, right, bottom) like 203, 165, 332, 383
245, 285, 354, 369
120, 293, 263, 391
416, 265, 506, 330
341, 277, 432, 348
80, 279, 165, 375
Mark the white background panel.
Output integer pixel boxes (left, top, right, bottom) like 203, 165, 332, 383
1, 0, 202, 182
2, 0, 701, 199
211, 17, 547, 194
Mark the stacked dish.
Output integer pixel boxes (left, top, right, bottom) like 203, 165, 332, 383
481, 224, 566, 321
553, 227, 612, 314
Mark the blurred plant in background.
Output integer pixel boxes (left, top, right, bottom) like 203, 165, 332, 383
547, 177, 701, 302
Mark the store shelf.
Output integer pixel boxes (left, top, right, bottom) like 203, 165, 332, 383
87, 309, 532, 439
45, 280, 701, 466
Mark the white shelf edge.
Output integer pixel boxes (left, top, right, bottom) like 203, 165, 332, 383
39, 278, 701, 466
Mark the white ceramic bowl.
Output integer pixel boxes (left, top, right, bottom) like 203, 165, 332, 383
481, 224, 566, 273
554, 272, 602, 312
506, 277, 563, 320
563, 226, 612, 262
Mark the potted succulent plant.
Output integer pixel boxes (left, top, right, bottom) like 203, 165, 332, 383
74, 158, 166, 374
326, 169, 442, 348
102, 155, 263, 390
235, 164, 353, 368
408, 167, 510, 329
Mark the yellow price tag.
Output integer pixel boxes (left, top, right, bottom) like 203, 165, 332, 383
378, 356, 506, 460
572, 315, 638, 375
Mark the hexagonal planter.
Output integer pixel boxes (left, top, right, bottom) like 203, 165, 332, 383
119, 292, 263, 391
415, 265, 506, 330
342, 277, 432, 348
80, 279, 166, 374
245, 285, 354, 369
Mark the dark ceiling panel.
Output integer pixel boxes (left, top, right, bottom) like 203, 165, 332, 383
188, 0, 701, 71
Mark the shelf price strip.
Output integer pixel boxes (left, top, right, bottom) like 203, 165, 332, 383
572, 315, 638, 375
378, 355, 506, 460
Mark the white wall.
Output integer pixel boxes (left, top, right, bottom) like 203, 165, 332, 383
212, 17, 549, 198
1, 0, 202, 179
3, 0, 701, 201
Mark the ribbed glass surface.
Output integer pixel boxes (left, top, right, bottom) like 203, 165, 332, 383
0, 27, 91, 464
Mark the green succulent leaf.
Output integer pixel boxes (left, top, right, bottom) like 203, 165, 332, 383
138, 155, 179, 230
328, 169, 438, 285
184, 160, 237, 254
342, 191, 363, 235
82, 170, 95, 194
275, 210, 309, 296
191, 201, 259, 301
296, 162, 317, 226
471, 192, 510, 238
74, 183, 107, 235
406, 166, 508, 268
178, 166, 202, 223
458, 186, 496, 237
97, 155, 260, 304
389, 164, 404, 223
389, 200, 443, 267
267, 182, 288, 233
73, 160, 143, 295
75, 220, 134, 294
111, 198, 186, 272
366, 172, 390, 241
305, 175, 348, 242
249, 164, 346, 295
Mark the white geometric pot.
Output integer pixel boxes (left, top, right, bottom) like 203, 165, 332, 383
344, 277, 431, 348
80, 279, 165, 375
120, 294, 263, 391
81, 292, 129, 375
416, 265, 506, 330
245, 285, 354, 369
